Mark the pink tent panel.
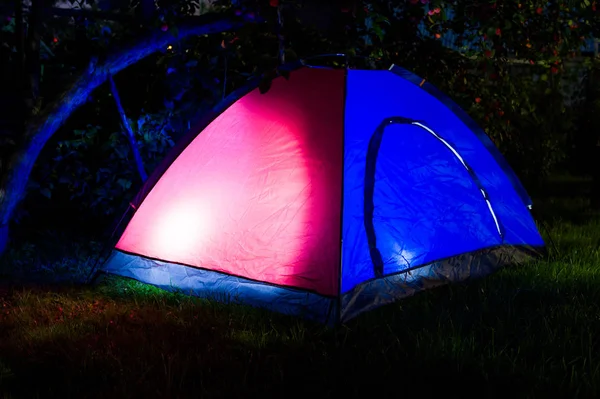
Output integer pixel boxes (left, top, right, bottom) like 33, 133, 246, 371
115, 67, 346, 296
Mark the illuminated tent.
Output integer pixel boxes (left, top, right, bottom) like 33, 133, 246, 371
101, 65, 545, 324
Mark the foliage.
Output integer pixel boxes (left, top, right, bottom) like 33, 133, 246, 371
0, 234, 101, 283
27, 111, 176, 218
454, 62, 585, 182
1, 177, 600, 398
1, 0, 599, 234
347, 0, 599, 181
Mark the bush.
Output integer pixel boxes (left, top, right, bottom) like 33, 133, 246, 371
26, 111, 177, 223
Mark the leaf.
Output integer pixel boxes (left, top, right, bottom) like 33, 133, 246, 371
40, 188, 52, 199
279, 69, 291, 80
117, 179, 132, 190
259, 77, 273, 94
27, 180, 41, 190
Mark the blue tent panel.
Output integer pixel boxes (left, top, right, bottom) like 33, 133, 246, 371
341, 69, 544, 295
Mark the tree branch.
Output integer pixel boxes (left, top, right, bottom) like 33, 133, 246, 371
0, 5, 242, 24
108, 74, 148, 182
49, 6, 135, 22
0, 4, 135, 22
0, 12, 253, 231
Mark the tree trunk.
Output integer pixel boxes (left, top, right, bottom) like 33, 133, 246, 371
0, 13, 249, 254
108, 74, 148, 182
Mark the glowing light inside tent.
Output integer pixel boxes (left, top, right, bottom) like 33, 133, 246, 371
137, 114, 312, 267
116, 68, 345, 296
151, 200, 213, 256
390, 242, 416, 270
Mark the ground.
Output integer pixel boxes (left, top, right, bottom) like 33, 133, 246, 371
0, 174, 599, 398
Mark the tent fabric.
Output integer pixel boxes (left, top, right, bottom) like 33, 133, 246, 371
389, 65, 533, 208
338, 244, 539, 322
103, 250, 336, 322
115, 68, 345, 296
360, 116, 503, 281
102, 64, 545, 325
341, 69, 544, 295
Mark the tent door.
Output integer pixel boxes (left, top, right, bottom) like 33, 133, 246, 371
363, 116, 503, 278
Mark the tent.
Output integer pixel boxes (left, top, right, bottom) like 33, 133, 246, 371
101, 64, 545, 324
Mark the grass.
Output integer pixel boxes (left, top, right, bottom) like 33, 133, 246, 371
0, 175, 599, 398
